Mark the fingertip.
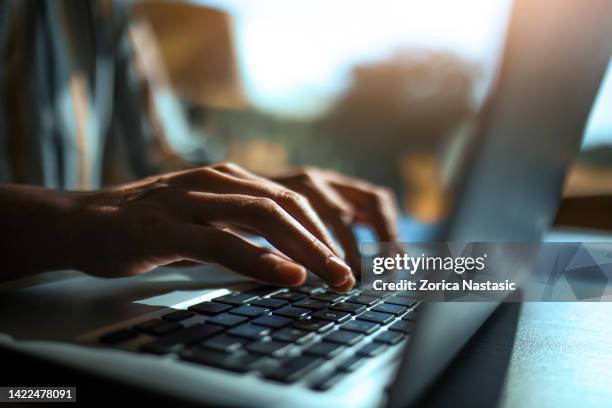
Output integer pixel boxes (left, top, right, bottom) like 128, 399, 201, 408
329, 273, 356, 293
259, 253, 307, 286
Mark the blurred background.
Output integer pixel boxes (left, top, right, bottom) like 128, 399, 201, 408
127, 0, 612, 224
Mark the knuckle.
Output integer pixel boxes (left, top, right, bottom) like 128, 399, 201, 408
279, 189, 309, 208
251, 196, 282, 215
214, 161, 242, 173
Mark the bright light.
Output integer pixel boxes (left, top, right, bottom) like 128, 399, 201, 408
197, 0, 511, 118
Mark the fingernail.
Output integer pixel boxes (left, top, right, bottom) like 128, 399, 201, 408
326, 255, 352, 285
330, 273, 356, 293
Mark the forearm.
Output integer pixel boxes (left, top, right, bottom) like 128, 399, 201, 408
0, 184, 82, 281
554, 195, 612, 230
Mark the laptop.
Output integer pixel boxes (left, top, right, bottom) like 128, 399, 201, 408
1, 0, 611, 406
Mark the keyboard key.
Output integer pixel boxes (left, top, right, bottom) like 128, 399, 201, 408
311, 292, 345, 303
324, 330, 364, 346
357, 311, 395, 325
134, 319, 181, 336
180, 348, 260, 373
292, 319, 334, 333
371, 303, 407, 315
214, 293, 260, 306
389, 320, 413, 334
141, 324, 224, 354
250, 298, 289, 309
273, 306, 311, 320
246, 340, 292, 357
189, 302, 232, 315
385, 295, 418, 307
312, 371, 345, 391
357, 342, 387, 357
244, 286, 283, 297
401, 310, 417, 321
100, 328, 138, 344
207, 313, 249, 327
312, 310, 351, 323
304, 342, 344, 358
202, 334, 249, 353
374, 331, 405, 345
330, 302, 366, 315
293, 299, 330, 310
229, 305, 270, 318
271, 292, 307, 302
265, 356, 322, 383
337, 356, 366, 372
163, 310, 195, 322
341, 320, 381, 334
272, 328, 315, 344
251, 315, 292, 329
346, 295, 379, 306
295, 286, 325, 295
227, 324, 271, 340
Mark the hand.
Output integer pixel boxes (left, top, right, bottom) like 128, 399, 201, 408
70, 163, 355, 291
271, 167, 400, 274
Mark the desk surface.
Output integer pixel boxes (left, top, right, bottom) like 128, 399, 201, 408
500, 302, 612, 408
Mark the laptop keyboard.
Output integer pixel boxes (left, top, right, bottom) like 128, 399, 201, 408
98, 285, 419, 391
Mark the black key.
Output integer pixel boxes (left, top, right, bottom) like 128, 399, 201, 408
227, 324, 270, 339
189, 302, 232, 315
246, 340, 292, 357
180, 348, 260, 373
389, 320, 413, 334
330, 302, 366, 315
374, 331, 405, 345
357, 311, 395, 325
141, 323, 224, 354
265, 356, 322, 383
134, 319, 181, 336
293, 299, 330, 310
341, 320, 381, 334
207, 313, 249, 327
312, 309, 351, 323
214, 293, 259, 306
272, 328, 315, 344
295, 286, 325, 295
271, 292, 307, 302
304, 342, 344, 358
273, 306, 311, 320
100, 328, 138, 344
371, 303, 407, 315
230, 305, 270, 318
357, 342, 387, 357
346, 295, 379, 306
337, 356, 366, 372
385, 295, 418, 307
311, 292, 345, 303
244, 286, 283, 296
251, 315, 292, 329
312, 371, 345, 391
402, 310, 417, 321
202, 334, 249, 353
163, 310, 195, 322
250, 298, 289, 309
292, 319, 334, 333
324, 330, 364, 346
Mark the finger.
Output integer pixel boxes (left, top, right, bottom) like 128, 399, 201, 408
170, 192, 353, 287
284, 177, 362, 274
169, 225, 308, 286
326, 172, 400, 243
167, 166, 341, 257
